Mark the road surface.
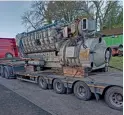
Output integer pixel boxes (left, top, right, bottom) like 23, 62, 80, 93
0, 84, 51, 115
0, 77, 122, 115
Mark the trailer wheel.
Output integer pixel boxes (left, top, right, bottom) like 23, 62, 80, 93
53, 79, 66, 94
105, 86, 123, 111
0, 66, 1, 76
74, 81, 91, 101
38, 76, 48, 90
0, 66, 4, 78
4, 66, 10, 79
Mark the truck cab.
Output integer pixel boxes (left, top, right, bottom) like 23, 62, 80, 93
0, 38, 18, 58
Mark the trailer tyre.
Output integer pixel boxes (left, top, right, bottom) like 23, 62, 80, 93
105, 86, 123, 111
74, 81, 91, 101
4, 66, 10, 79
38, 77, 48, 90
0, 66, 1, 76
0, 66, 4, 78
53, 79, 66, 94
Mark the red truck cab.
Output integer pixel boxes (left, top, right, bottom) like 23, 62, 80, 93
0, 38, 18, 58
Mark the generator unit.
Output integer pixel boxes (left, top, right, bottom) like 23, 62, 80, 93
16, 18, 111, 76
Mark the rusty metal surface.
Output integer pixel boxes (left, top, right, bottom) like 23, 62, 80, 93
79, 49, 90, 61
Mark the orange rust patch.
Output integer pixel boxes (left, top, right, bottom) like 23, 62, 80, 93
79, 49, 90, 61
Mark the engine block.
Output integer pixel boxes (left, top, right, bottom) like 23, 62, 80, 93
16, 18, 111, 71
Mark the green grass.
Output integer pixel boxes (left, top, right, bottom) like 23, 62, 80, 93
109, 56, 123, 71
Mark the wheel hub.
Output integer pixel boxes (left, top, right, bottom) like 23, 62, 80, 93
116, 94, 122, 101
39, 78, 45, 86
41, 79, 45, 84
56, 82, 62, 91
78, 86, 86, 96
110, 93, 123, 107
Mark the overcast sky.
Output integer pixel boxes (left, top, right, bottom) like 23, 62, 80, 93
0, 1, 31, 38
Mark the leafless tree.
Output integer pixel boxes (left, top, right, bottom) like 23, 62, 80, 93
22, 1, 123, 31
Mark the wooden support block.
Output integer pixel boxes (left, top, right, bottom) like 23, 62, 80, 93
63, 67, 84, 78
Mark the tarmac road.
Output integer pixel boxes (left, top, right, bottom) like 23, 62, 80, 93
0, 84, 51, 115
0, 77, 122, 115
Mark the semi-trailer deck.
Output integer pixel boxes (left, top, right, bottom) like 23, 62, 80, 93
0, 17, 123, 111
0, 58, 123, 111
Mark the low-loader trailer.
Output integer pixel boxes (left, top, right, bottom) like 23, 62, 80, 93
0, 17, 123, 110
